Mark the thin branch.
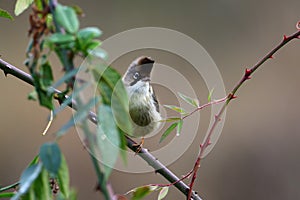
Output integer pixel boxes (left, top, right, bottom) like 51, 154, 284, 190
0, 58, 202, 200
0, 182, 19, 193
187, 27, 300, 199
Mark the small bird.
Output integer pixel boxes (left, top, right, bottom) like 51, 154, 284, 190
122, 56, 161, 140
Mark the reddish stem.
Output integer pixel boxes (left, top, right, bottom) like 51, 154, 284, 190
187, 26, 300, 200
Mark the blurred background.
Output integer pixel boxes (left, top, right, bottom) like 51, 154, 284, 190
0, 0, 300, 199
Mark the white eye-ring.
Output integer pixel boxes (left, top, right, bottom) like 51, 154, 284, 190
133, 72, 140, 80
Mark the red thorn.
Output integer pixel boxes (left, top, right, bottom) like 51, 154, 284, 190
208, 140, 212, 145
269, 55, 274, 59
246, 76, 251, 80
200, 144, 203, 149
228, 93, 237, 100
296, 21, 300, 30
283, 35, 288, 41
245, 68, 252, 77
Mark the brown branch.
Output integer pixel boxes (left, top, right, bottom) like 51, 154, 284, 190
187, 26, 300, 200
0, 58, 202, 200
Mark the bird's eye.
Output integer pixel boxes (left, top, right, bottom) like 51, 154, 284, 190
133, 72, 140, 80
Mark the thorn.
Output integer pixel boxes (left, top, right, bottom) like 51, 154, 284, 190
269, 55, 274, 59
228, 93, 237, 100
283, 35, 288, 41
208, 140, 212, 145
296, 21, 300, 30
215, 114, 221, 121
4, 70, 8, 77
200, 144, 203, 149
245, 68, 252, 77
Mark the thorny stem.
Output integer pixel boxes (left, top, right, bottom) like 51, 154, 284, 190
0, 59, 202, 200
187, 27, 300, 200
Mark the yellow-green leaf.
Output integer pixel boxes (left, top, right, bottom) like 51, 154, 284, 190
178, 92, 199, 107
14, 0, 34, 16
159, 122, 178, 143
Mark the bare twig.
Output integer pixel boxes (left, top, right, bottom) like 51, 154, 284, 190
0, 58, 202, 200
187, 26, 300, 199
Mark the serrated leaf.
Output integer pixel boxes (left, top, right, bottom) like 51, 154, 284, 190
14, 0, 34, 16
178, 92, 199, 107
176, 119, 183, 136
56, 97, 99, 137
54, 4, 79, 34
39, 142, 62, 175
57, 155, 70, 199
0, 8, 13, 20
96, 105, 120, 180
208, 88, 214, 102
47, 33, 75, 44
128, 185, 158, 200
11, 163, 42, 200
159, 122, 178, 143
164, 105, 187, 114
157, 187, 169, 200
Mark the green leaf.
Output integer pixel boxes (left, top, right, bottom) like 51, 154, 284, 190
0, 192, 14, 198
40, 61, 54, 89
88, 46, 108, 60
32, 59, 54, 110
49, 67, 80, 94
14, 0, 34, 16
57, 155, 70, 199
47, 33, 75, 44
27, 90, 37, 101
96, 105, 121, 180
39, 142, 62, 175
164, 105, 187, 114
0, 8, 13, 20
128, 185, 157, 200
92, 65, 132, 136
54, 4, 79, 34
11, 163, 42, 200
28, 155, 39, 166
208, 88, 214, 102
53, 82, 90, 117
77, 27, 102, 41
176, 119, 183, 136
56, 97, 99, 137
157, 187, 169, 200
159, 117, 181, 122
159, 122, 178, 143
32, 168, 51, 200
178, 92, 199, 107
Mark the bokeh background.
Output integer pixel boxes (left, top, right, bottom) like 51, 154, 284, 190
0, 0, 300, 199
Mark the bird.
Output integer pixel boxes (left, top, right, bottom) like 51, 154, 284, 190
122, 56, 161, 148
